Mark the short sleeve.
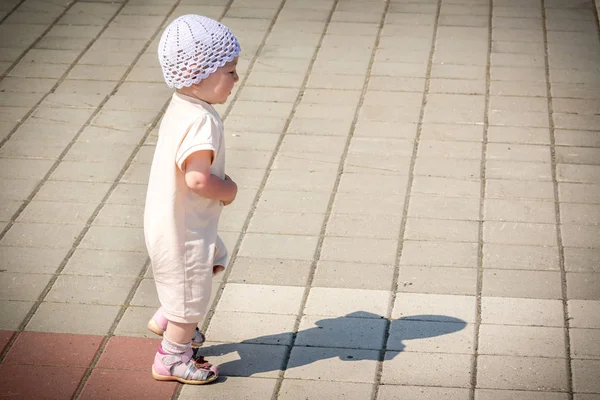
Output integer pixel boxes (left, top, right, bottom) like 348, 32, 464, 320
175, 115, 220, 171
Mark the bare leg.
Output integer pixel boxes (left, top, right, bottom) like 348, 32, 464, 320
164, 320, 197, 344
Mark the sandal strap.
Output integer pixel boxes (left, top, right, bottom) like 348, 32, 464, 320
163, 352, 216, 381
162, 354, 189, 367
182, 362, 212, 381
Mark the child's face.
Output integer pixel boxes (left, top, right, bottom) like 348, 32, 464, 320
183, 57, 239, 104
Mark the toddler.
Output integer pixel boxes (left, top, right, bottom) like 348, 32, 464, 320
143, 14, 240, 385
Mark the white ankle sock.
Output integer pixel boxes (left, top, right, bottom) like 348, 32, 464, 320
161, 334, 191, 354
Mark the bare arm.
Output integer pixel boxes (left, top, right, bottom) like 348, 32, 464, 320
183, 150, 237, 204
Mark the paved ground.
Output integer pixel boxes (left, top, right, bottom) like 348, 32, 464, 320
0, 0, 599, 399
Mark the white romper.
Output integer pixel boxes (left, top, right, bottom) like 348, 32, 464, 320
144, 92, 228, 324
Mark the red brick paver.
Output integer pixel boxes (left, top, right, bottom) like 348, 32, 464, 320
0, 364, 87, 400
96, 336, 161, 371
78, 336, 177, 400
3, 332, 104, 367
79, 369, 177, 400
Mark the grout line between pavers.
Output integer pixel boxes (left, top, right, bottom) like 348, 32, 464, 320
0, 0, 134, 363
371, 2, 443, 399
594, 0, 600, 42
0, 1, 117, 150
0, 0, 181, 364
70, 259, 151, 400
0, 0, 134, 240
0, 0, 26, 25
0, 94, 167, 365
190, 0, 289, 345
263, 0, 391, 395
0, 0, 77, 82
194, 2, 293, 340
1, 0, 200, 383
220, 18, 279, 120
469, 0, 493, 398
541, 0, 574, 398
191, 1, 358, 397
63, 0, 250, 397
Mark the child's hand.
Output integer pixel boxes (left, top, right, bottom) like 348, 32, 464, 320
222, 174, 237, 206
184, 151, 237, 204
213, 265, 225, 275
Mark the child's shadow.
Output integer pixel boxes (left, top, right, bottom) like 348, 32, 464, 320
197, 311, 466, 377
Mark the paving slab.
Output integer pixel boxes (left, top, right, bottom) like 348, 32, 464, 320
381, 351, 472, 387
387, 318, 474, 354
482, 297, 565, 327
0, 364, 87, 400
0, 300, 34, 330
207, 310, 296, 345
61, 249, 146, 277
475, 389, 568, 400
26, 303, 120, 335
313, 260, 395, 290
285, 346, 379, 383
398, 265, 478, 295
179, 376, 277, 400
296, 315, 387, 349
279, 380, 373, 400
570, 328, 600, 360
476, 355, 569, 391
379, 385, 470, 400
3, 331, 103, 367
227, 257, 312, 286
478, 324, 566, 358
482, 269, 563, 298
320, 236, 398, 264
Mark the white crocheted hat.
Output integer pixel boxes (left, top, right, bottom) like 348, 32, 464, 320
158, 15, 241, 89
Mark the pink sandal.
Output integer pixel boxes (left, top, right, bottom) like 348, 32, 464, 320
152, 346, 218, 384
148, 308, 205, 348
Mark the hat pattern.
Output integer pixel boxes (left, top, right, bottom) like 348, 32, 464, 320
158, 15, 241, 89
